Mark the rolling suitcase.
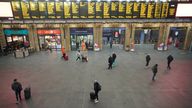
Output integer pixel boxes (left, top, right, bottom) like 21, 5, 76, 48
90, 92, 95, 100
24, 87, 31, 100
64, 55, 68, 61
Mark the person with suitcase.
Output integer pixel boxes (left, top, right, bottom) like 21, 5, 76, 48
11, 79, 22, 104
94, 80, 101, 103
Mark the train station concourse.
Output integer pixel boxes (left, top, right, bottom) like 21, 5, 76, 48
0, 0, 192, 108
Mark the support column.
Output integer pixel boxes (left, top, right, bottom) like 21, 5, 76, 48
94, 24, 102, 50
28, 24, 35, 50
0, 24, 6, 47
184, 25, 192, 50
64, 24, 70, 52
124, 23, 131, 49
98, 24, 102, 50
60, 24, 65, 48
33, 24, 40, 51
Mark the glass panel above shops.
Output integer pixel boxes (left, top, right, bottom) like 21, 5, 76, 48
8, 1, 191, 20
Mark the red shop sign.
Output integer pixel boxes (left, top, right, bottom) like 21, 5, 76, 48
37, 29, 61, 35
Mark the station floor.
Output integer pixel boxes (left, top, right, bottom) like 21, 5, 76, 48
0, 45, 192, 108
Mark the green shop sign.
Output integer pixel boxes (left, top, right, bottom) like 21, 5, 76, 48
4, 29, 28, 35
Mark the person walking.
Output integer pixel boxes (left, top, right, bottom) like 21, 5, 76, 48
152, 64, 158, 81
112, 53, 117, 63
11, 79, 23, 104
108, 56, 113, 69
94, 80, 101, 103
76, 50, 81, 61
145, 54, 151, 68
110, 40, 113, 48
167, 55, 174, 70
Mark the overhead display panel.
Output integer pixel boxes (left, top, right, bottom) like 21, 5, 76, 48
12, 1, 22, 19
111, 1, 118, 18
176, 3, 192, 17
147, 2, 155, 18
133, 2, 140, 18
140, 2, 147, 18
168, 2, 177, 18
161, 2, 169, 18
38, 2, 47, 19
21, 1, 30, 19
55, 2, 63, 19
103, 1, 110, 18
47, 2, 55, 18
88, 2, 95, 18
71, 2, 79, 18
79, 2, 88, 18
64, 2, 71, 18
30, 1, 39, 19
154, 2, 162, 18
118, 1, 126, 18
96, 2, 103, 18
126, 2, 133, 18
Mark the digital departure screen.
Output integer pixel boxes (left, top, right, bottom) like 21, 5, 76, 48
21, 2, 30, 19
47, 2, 55, 18
88, 2, 95, 18
80, 2, 88, 18
39, 2, 47, 19
168, 2, 177, 18
103, 2, 110, 18
55, 2, 63, 19
118, 2, 126, 18
30, 1, 39, 19
96, 2, 102, 18
12, 1, 23, 19
154, 2, 162, 18
64, 2, 71, 18
161, 2, 169, 18
126, 2, 133, 18
71, 2, 79, 18
140, 2, 147, 18
111, 1, 118, 18
147, 2, 155, 18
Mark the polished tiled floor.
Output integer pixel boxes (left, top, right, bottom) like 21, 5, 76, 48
0, 45, 192, 108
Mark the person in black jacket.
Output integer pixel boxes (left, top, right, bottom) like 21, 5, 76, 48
94, 80, 101, 103
11, 79, 23, 104
167, 55, 174, 70
152, 64, 158, 81
112, 53, 117, 64
146, 54, 151, 67
108, 56, 113, 69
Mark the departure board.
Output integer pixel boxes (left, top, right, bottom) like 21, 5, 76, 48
133, 2, 140, 18
154, 2, 162, 18
96, 2, 103, 18
47, 2, 55, 18
161, 2, 169, 18
140, 2, 147, 18
168, 2, 177, 18
147, 2, 155, 18
55, 2, 63, 19
39, 2, 47, 19
103, 2, 110, 18
30, 1, 39, 19
88, 2, 95, 18
126, 2, 133, 18
64, 2, 71, 18
118, 2, 126, 18
71, 2, 79, 18
111, 1, 118, 18
21, 2, 30, 19
80, 2, 88, 18
11, 1, 22, 19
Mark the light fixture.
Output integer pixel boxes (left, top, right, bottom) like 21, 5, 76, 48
77, 0, 80, 2
97, 0, 100, 2
108, 0, 110, 2
88, 0, 91, 2
66, 0, 69, 2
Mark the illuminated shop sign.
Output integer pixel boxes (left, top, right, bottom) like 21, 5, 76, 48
4, 29, 28, 35
37, 29, 61, 35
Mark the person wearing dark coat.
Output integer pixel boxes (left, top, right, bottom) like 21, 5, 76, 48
108, 56, 113, 69
94, 80, 101, 103
167, 55, 174, 69
11, 79, 23, 104
146, 54, 151, 67
152, 64, 158, 81
112, 53, 117, 63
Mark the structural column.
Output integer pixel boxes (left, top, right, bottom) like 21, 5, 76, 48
184, 25, 192, 50
124, 23, 131, 49
64, 24, 70, 51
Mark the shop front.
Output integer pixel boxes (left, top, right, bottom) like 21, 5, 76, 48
134, 27, 159, 44
37, 29, 61, 50
102, 27, 125, 48
70, 28, 94, 51
168, 27, 187, 49
3, 28, 29, 50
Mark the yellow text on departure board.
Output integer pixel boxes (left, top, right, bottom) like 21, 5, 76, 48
56, 2, 62, 12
